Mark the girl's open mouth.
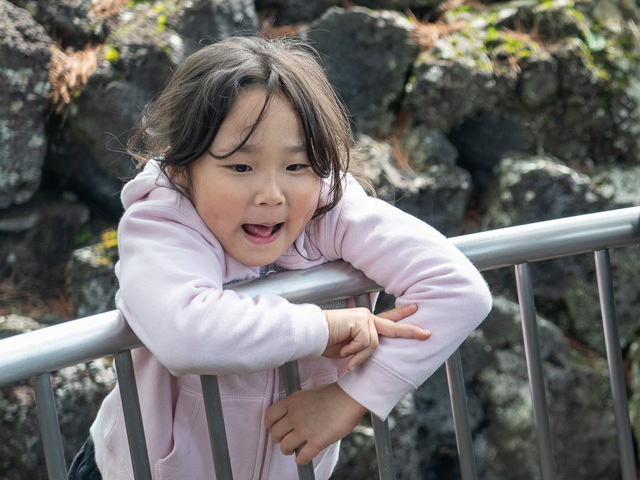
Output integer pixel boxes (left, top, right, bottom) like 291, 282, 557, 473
242, 223, 283, 243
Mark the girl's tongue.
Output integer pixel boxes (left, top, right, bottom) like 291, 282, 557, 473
243, 223, 280, 237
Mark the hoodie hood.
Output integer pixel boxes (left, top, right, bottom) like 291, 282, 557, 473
121, 160, 171, 210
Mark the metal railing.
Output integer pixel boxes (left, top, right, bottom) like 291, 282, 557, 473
1, 206, 639, 480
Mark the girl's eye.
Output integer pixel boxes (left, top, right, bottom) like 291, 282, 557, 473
231, 165, 252, 173
286, 164, 310, 172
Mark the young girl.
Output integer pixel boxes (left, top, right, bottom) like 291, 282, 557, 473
76, 36, 492, 479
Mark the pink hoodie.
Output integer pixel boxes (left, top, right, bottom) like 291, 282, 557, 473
91, 161, 492, 479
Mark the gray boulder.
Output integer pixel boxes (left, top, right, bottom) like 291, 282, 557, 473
255, 0, 341, 26
302, 7, 419, 136
0, 0, 51, 209
480, 155, 640, 354
353, 0, 443, 9
66, 238, 118, 318
472, 297, 619, 480
354, 135, 472, 236
168, 0, 258, 57
7, 0, 111, 48
400, 122, 458, 171
0, 198, 89, 292
626, 338, 640, 462
481, 155, 610, 229
403, 31, 506, 134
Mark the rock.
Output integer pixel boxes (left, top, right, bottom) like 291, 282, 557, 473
481, 155, 610, 229
480, 155, 640, 354
354, 135, 472, 235
592, 165, 640, 207
44, 116, 126, 219
63, 3, 184, 180
66, 233, 118, 318
400, 122, 458, 170
627, 338, 640, 461
65, 60, 151, 181
0, 314, 41, 339
46, 1, 183, 211
473, 297, 619, 480
8, 0, 112, 48
404, 32, 506, 133
541, 39, 615, 165
353, 0, 444, 9
517, 53, 560, 109
256, 0, 341, 26
0, 0, 51, 208
497, 0, 593, 41
448, 111, 526, 191
0, 198, 90, 294
169, 0, 259, 57
302, 7, 419, 136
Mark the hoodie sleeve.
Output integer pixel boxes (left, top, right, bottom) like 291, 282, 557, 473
318, 175, 492, 419
115, 195, 329, 377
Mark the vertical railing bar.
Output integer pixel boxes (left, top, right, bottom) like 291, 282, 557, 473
200, 375, 234, 480
114, 350, 152, 480
282, 361, 316, 480
514, 263, 556, 480
445, 350, 478, 480
355, 293, 397, 480
32, 373, 67, 480
370, 415, 396, 480
594, 249, 638, 480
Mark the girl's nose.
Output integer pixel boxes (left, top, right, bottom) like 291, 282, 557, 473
255, 176, 285, 206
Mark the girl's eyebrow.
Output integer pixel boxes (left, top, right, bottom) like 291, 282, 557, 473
210, 142, 307, 157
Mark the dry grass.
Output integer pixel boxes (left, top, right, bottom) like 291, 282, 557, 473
0, 280, 74, 321
258, 15, 305, 40
91, 0, 129, 19
388, 109, 413, 171
408, 10, 466, 52
49, 43, 102, 114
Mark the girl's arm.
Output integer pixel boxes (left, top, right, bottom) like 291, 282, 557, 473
116, 202, 331, 376
266, 175, 492, 462
116, 198, 428, 376
323, 175, 492, 419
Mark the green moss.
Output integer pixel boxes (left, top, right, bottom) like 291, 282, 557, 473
483, 27, 543, 64
450, 4, 474, 14
156, 13, 168, 33
103, 45, 120, 63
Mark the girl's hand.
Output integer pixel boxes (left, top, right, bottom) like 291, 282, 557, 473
323, 304, 430, 371
265, 383, 367, 466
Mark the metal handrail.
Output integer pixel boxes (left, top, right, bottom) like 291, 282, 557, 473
2, 206, 639, 384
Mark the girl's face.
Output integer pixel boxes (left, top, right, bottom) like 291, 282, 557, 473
190, 88, 322, 267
